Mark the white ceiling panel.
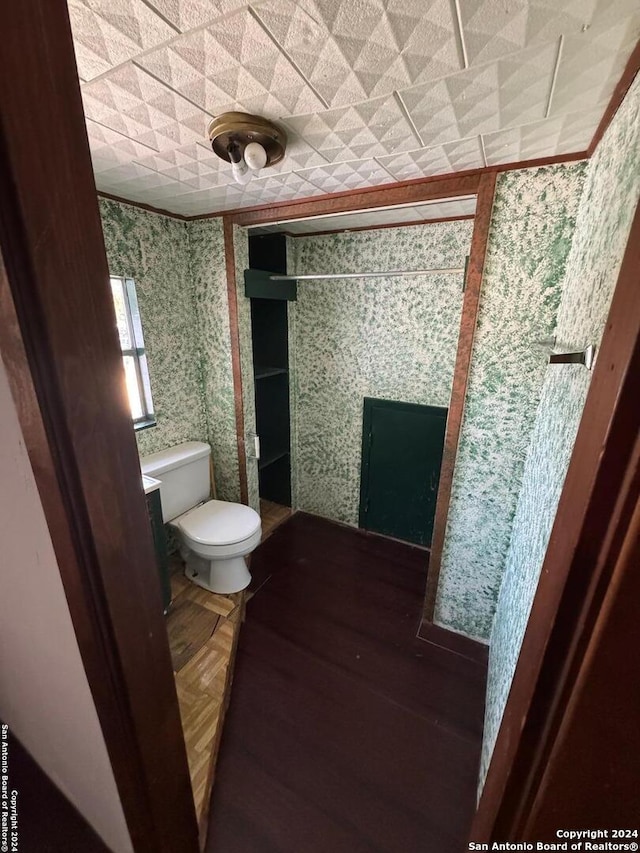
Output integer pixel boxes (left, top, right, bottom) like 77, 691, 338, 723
457, 0, 640, 66
69, 0, 177, 81
400, 42, 559, 146
482, 108, 603, 165
86, 120, 161, 170
136, 9, 326, 118
67, 0, 640, 214
95, 162, 179, 199
251, 0, 463, 107
265, 137, 329, 173
297, 159, 397, 193
253, 171, 326, 195
133, 141, 226, 178
283, 95, 419, 162
378, 137, 485, 181
143, 0, 246, 32
82, 63, 212, 150
549, 19, 640, 115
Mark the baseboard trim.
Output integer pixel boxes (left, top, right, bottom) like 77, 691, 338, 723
417, 619, 489, 666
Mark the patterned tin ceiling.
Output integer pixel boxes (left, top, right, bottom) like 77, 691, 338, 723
70, 0, 640, 216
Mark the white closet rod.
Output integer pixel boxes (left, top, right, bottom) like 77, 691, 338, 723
269, 268, 465, 281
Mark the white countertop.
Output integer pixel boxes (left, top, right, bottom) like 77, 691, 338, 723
142, 474, 161, 495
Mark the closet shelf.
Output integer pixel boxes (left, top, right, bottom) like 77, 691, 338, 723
258, 450, 290, 471
254, 365, 289, 379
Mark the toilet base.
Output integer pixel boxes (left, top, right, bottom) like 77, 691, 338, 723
183, 550, 251, 595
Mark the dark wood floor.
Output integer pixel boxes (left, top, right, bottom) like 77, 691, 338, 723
207, 513, 487, 853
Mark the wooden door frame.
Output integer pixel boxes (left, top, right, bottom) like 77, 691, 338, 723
423, 171, 496, 619
472, 198, 640, 839
222, 171, 497, 628
0, 2, 199, 851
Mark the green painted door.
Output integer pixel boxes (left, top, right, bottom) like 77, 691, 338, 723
359, 398, 447, 547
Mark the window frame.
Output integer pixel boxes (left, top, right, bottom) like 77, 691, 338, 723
110, 275, 156, 431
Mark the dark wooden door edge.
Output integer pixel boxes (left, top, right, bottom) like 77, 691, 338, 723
471, 198, 640, 839
0, 2, 199, 850
525, 477, 640, 834
422, 171, 498, 622
223, 217, 249, 505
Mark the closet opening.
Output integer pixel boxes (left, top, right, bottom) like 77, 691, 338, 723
240, 194, 481, 561
248, 233, 293, 539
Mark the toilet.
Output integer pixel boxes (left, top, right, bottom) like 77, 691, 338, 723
140, 441, 261, 594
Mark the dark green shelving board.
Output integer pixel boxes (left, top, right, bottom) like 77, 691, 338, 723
254, 365, 289, 379
244, 268, 297, 301
248, 232, 292, 508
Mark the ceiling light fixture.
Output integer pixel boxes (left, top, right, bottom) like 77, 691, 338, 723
207, 112, 287, 186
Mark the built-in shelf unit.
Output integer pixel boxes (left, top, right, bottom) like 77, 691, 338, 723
248, 234, 292, 507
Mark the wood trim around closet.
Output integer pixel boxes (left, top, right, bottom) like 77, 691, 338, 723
286, 214, 476, 239
0, 2, 199, 851
422, 170, 497, 623
230, 173, 482, 226
471, 197, 640, 839
228, 173, 496, 559
223, 217, 249, 505
98, 153, 586, 224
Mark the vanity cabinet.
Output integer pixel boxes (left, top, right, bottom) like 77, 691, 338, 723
145, 488, 171, 613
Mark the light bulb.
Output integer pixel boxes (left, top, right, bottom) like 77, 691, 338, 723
231, 160, 251, 184
227, 141, 251, 185
244, 141, 267, 171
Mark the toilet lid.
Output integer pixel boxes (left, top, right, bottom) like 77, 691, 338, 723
177, 500, 261, 546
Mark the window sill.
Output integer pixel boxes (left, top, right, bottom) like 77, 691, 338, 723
134, 418, 157, 432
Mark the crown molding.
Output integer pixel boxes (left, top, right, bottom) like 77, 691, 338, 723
97, 191, 193, 221
97, 150, 588, 225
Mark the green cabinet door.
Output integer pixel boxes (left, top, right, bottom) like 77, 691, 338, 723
359, 398, 447, 547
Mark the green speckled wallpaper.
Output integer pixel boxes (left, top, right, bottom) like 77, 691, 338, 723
480, 72, 640, 790
99, 198, 207, 457
99, 200, 244, 503
290, 221, 473, 526
434, 162, 586, 641
188, 218, 240, 501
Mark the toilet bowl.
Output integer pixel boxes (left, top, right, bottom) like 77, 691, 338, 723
171, 499, 261, 594
140, 441, 262, 595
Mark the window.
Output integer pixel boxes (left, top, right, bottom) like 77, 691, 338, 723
110, 276, 156, 429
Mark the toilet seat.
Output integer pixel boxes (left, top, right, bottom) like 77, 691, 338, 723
175, 499, 261, 547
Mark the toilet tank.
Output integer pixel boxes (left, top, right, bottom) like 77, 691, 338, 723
140, 441, 211, 522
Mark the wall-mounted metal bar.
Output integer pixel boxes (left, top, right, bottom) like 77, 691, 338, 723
549, 344, 596, 370
269, 267, 465, 281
